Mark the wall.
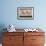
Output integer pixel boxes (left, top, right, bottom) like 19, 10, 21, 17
0, 0, 46, 29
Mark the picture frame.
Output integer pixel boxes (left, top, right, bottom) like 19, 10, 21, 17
17, 7, 34, 20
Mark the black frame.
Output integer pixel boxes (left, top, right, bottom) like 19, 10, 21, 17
17, 7, 34, 20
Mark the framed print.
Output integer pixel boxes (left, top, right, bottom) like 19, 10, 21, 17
17, 7, 34, 20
